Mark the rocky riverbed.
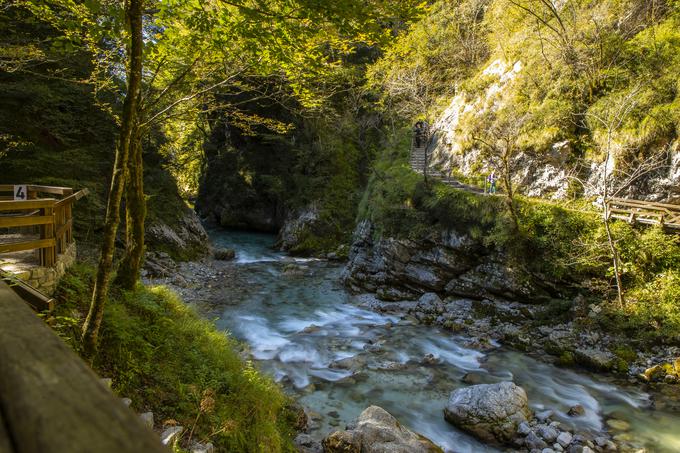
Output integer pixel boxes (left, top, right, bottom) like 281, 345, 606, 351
145, 229, 680, 453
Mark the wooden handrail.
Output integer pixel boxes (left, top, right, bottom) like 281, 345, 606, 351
1, 185, 88, 267
0, 238, 56, 254
609, 197, 680, 211
0, 199, 56, 212
0, 185, 73, 195
606, 197, 680, 230
0, 215, 54, 228
55, 188, 89, 208
0, 280, 169, 453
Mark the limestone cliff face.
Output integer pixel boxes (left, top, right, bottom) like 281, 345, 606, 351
342, 220, 557, 302
426, 59, 680, 203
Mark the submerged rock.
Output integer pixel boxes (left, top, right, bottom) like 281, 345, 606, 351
322, 406, 442, 453
443, 381, 531, 444
567, 405, 585, 417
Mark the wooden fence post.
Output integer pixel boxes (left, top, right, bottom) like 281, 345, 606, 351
40, 204, 55, 267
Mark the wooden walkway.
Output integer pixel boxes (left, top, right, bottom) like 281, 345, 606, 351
0, 279, 168, 452
606, 197, 680, 230
0, 185, 88, 267
410, 132, 680, 230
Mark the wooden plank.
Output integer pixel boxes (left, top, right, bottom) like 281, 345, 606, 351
0, 281, 169, 453
0, 185, 69, 195
55, 189, 89, 208
0, 199, 56, 212
0, 215, 53, 228
28, 185, 72, 195
610, 197, 680, 211
2, 277, 55, 312
55, 218, 72, 241
0, 238, 55, 254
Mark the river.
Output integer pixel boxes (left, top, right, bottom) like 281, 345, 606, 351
197, 229, 680, 452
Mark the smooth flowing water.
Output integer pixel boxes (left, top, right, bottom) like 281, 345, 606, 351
204, 230, 680, 452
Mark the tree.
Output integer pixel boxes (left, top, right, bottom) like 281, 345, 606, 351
78, 0, 426, 352
81, 0, 143, 357
471, 109, 530, 231
580, 86, 669, 307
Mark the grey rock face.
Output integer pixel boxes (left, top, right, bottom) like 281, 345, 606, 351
415, 293, 445, 315
443, 382, 532, 444
323, 406, 442, 453
146, 208, 209, 259
277, 205, 320, 251
343, 220, 551, 303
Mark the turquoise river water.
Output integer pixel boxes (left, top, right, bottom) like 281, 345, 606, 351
199, 230, 680, 453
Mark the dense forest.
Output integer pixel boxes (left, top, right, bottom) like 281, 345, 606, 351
1, 0, 680, 452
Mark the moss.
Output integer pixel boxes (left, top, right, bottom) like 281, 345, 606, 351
52, 265, 296, 452
558, 351, 576, 367
613, 345, 637, 364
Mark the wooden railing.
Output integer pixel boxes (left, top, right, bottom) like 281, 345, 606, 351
0, 185, 88, 266
606, 197, 680, 230
0, 280, 168, 453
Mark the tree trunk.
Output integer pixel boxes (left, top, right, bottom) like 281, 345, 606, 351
116, 127, 146, 290
603, 201, 625, 307
600, 127, 625, 307
502, 157, 519, 232
81, 0, 144, 358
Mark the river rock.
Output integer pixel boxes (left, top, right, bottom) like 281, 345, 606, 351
415, 292, 445, 315
525, 431, 548, 450
556, 431, 573, 448
295, 433, 323, 453
214, 248, 236, 260
322, 406, 442, 453
537, 424, 559, 443
605, 419, 630, 431
443, 381, 531, 444
567, 405, 585, 417
574, 348, 615, 371
160, 425, 183, 445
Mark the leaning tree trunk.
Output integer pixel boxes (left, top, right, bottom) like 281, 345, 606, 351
82, 0, 144, 358
115, 127, 146, 290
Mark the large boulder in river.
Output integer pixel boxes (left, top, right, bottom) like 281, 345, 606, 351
443, 381, 531, 445
323, 406, 442, 453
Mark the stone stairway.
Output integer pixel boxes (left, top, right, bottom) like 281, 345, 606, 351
410, 143, 427, 173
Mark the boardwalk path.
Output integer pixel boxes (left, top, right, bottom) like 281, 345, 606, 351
409, 133, 680, 230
